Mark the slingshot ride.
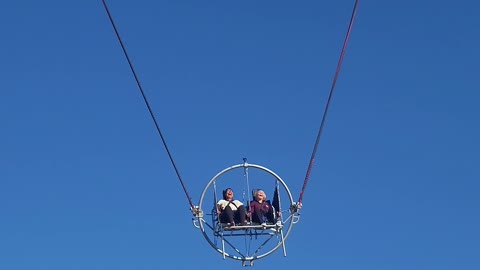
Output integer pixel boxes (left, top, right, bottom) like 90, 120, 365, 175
191, 160, 301, 266
101, 0, 359, 266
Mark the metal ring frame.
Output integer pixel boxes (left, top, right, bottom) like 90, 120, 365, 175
197, 163, 296, 263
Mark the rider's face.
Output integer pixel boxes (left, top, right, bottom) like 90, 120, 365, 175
256, 190, 266, 202
225, 189, 234, 200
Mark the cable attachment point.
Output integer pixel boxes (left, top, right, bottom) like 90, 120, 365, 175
289, 202, 302, 214
191, 206, 203, 218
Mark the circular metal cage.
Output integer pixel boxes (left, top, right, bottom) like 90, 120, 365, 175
194, 162, 299, 265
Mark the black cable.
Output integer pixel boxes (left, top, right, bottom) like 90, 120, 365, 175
101, 0, 195, 209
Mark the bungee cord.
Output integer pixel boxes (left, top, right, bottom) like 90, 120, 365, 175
101, 0, 195, 209
297, 0, 360, 206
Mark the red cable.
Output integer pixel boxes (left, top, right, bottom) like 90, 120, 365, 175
298, 0, 360, 205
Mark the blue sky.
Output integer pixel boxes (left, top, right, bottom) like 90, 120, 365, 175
1, 0, 479, 269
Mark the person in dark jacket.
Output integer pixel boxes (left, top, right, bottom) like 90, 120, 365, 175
249, 189, 278, 225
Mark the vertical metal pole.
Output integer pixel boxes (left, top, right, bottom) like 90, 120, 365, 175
280, 230, 287, 257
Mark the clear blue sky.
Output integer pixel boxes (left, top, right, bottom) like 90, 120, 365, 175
2, 0, 479, 269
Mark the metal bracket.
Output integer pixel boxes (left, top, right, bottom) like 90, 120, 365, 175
292, 214, 301, 224
192, 218, 200, 229
242, 158, 249, 168
289, 202, 302, 214
242, 260, 254, 267
191, 206, 203, 218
